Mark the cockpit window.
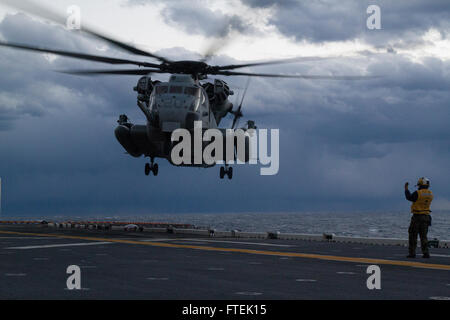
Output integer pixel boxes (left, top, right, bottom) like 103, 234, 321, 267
169, 86, 183, 94
184, 87, 199, 96
155, 86, 168, 94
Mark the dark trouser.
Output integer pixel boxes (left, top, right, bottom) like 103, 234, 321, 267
408, 214, 431, 255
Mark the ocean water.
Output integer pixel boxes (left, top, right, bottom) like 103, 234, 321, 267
8, 211, 450, 240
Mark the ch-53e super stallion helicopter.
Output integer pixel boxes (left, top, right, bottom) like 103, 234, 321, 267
0, 1, 376, 179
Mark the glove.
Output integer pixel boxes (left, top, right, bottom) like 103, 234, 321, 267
404, 182, 409, 190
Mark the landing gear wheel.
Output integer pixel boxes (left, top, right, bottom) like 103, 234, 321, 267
145, 157, 159, 177
220, 167, 225, 179
145, 163, 151, 176
227, 167, 233, 180
152, 163, 159, 176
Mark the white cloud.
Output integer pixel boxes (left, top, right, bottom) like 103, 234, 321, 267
1, 0, 448, 63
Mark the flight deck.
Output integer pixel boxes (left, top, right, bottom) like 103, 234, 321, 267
0, 223, 449, 300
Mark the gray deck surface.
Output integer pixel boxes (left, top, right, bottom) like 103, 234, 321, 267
0, 225, 449, 300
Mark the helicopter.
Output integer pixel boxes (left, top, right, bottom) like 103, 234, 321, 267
0, 1, 377, 179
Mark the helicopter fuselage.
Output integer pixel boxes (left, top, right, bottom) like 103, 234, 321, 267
114, 74, 251, 174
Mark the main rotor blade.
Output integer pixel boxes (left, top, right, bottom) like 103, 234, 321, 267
1, 0, 170, 63
0, 41, 161, 68
217, 56, 337, 71
216, 70, 380, 80
231, 77, 250, 129
58, 68, 167, 76
239, 77, 251, 108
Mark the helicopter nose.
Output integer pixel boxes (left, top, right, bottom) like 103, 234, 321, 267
159, 108, 185, 132
158, 104, 201, 132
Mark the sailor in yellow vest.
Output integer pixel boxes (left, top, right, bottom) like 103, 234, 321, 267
404, 177, 433, 258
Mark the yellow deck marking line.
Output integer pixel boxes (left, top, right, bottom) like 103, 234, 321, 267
1, 230, 449, 271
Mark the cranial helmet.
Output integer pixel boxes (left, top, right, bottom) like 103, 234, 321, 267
417, 177, 430, 187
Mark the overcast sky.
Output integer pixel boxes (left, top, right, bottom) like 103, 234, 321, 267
0, 0, 449, 216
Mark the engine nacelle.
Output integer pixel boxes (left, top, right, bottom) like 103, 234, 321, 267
203, 79, 234, 125
115, 125, 143, 158
133, 76, 154, 104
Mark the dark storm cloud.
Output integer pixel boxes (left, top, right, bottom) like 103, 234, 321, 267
244, 54, 450, 147
225, 50, 450, 207
241, 0, 450, 45
1, 11, 450, 216
0, 13, 149, 131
